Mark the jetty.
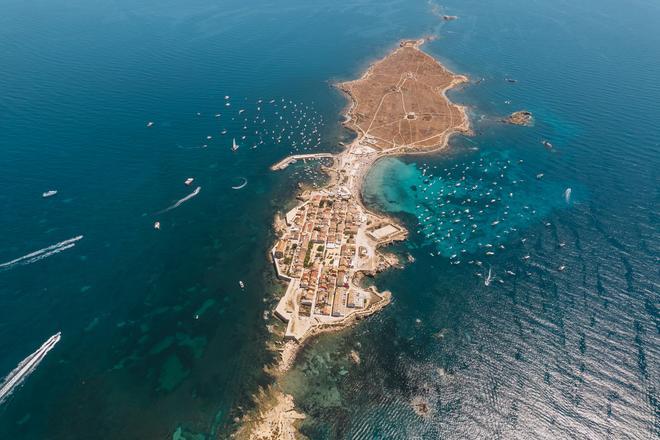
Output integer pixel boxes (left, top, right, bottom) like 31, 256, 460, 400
270, 153, 335, 171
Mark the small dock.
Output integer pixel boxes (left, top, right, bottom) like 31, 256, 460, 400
271, 153, 335, 171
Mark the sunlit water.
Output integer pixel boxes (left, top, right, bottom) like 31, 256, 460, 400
1, 0, 658, 439
284, 0, 660, 439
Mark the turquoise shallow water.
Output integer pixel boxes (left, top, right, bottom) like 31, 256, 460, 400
363, 152, 571, 259
1, 0, 659, 439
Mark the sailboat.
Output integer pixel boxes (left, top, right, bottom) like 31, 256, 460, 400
231, 138, 240, 152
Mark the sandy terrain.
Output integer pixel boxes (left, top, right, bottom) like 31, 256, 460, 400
339, 39, 469, 152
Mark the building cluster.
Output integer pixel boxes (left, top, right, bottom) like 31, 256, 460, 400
273, 192, 368, 318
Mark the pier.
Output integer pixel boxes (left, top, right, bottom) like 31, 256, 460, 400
270, 153, 335, 171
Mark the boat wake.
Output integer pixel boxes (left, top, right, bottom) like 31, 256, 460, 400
159, 186, 201, 214
176, 144, 208, 150
0, 332, 61, 404
0, 236, 83, 271
232, 178, 248, 190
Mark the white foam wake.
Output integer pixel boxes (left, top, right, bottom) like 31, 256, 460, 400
231, 178, 248, 190
0, 332, 61, 404
0, 236, 83, 270
159, 186, 201, 213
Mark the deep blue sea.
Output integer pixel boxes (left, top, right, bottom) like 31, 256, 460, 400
0, 0, 658, 438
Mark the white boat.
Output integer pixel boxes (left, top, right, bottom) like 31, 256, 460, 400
231, 138, 240, 151
564, 187, 572, 204
154, 221, 161, 230
239, 281, 245, 289
484, 268, 493, 286
184, 178, 194, 186
146, 121, 154, 127
42, 190, 58, 198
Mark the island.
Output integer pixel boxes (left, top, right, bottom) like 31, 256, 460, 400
503, 110, 533, 126
236, 39, 470, 439
270, 39, 469, 342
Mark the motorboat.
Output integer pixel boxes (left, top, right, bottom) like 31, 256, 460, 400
484, 268, 493, 286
